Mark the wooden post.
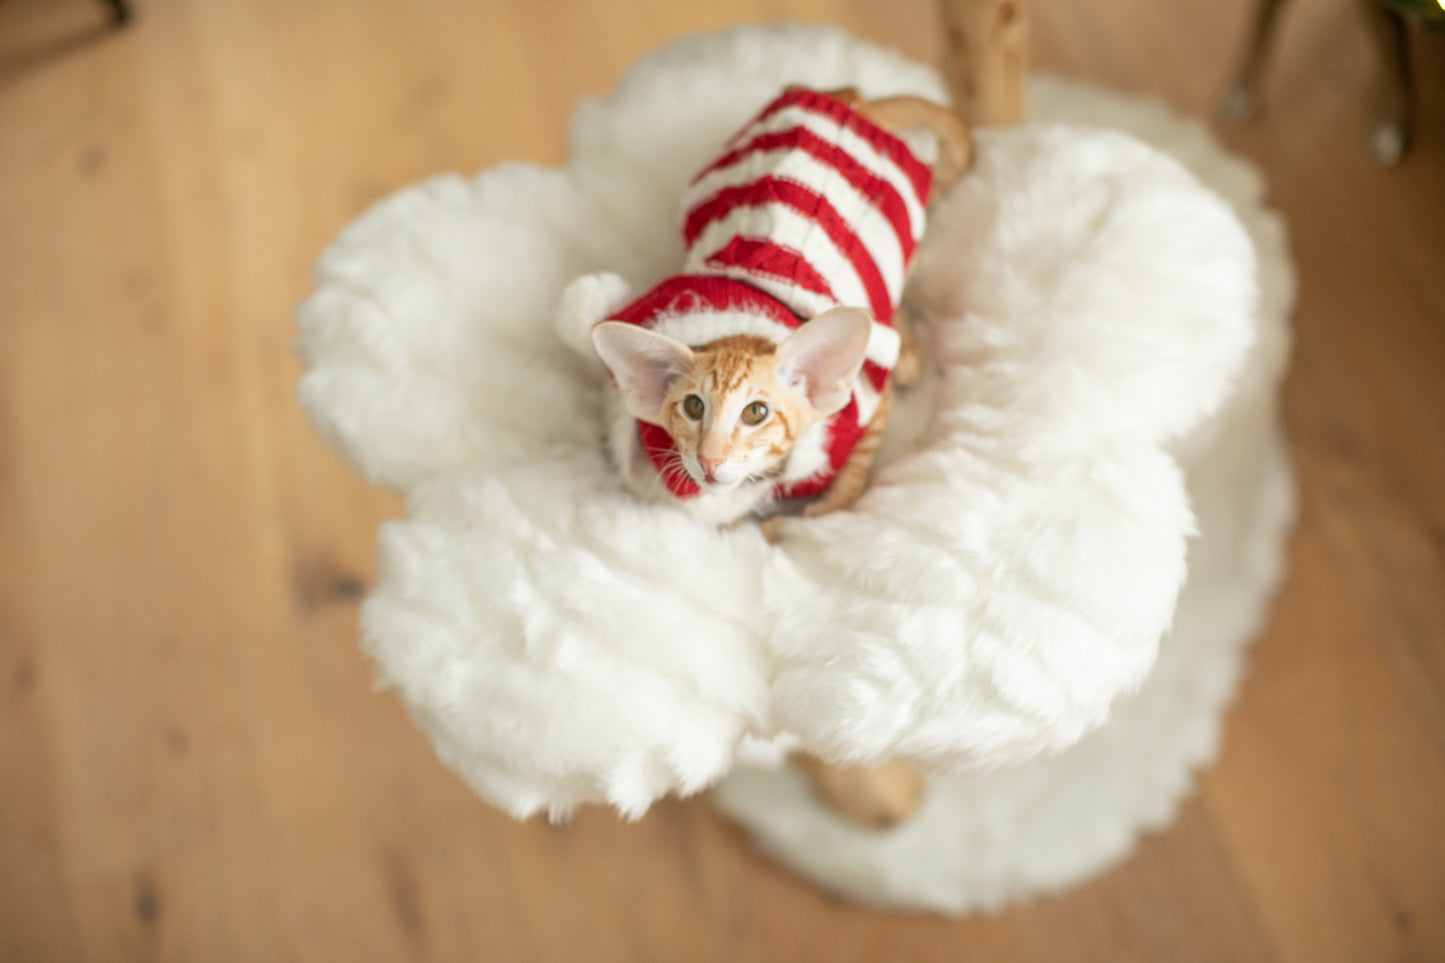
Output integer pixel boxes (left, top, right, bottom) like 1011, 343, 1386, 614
938, 0, 1030, 127
795, 1, 1034, 832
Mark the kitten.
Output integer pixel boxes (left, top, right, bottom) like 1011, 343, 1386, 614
559, 87, 971, 534
557, 87, 972, 828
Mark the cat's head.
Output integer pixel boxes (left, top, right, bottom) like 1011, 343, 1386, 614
591, 307, 872, 494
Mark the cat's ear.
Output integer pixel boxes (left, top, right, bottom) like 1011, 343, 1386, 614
591, 321, 694, 425
775, 307, 873, 416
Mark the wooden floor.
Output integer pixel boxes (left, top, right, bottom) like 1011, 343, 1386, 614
2, 0, 1442, 959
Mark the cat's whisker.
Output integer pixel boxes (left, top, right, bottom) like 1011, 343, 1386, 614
662, 453, 689, 478
659, 452, 698, 488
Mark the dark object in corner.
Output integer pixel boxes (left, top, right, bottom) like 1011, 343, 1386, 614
104, 0, 132, 26
1219, 0, 1422, 166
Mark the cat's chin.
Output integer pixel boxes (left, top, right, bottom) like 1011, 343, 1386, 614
696, 477, 745, 495
681, 462, 748, 494
692, 471, 767, 496
696, 463, 787, 495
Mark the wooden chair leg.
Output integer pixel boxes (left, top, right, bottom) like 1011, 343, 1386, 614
1357, 0, 1414, 166
1219, 0, 1293, 123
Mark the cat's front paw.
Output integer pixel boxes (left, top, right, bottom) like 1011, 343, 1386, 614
800, 501, 840, 520
891, 304, 923, 388
760, 516, 788, 543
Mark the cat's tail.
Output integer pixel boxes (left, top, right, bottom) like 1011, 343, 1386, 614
861, 96, 974, 201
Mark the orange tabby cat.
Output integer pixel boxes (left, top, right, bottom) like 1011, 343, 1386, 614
589, 89, 971, 535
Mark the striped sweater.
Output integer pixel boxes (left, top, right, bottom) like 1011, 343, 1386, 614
609, 87, 934, 500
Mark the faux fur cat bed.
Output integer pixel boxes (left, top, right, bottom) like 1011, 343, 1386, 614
296, 24, 1294, 912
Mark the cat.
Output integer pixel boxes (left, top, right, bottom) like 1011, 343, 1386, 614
554, 87, 972, 828
558, 86, 972, 538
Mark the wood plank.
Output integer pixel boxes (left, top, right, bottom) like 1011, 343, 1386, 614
2, 0, 1442, 959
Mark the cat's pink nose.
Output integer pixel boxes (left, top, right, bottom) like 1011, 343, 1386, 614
698, 455, 723, 482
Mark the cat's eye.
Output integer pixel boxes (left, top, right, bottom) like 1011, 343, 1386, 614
741, 401, 770, 426
683, 394, 705, 420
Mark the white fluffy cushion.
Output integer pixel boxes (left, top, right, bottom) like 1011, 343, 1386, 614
296, 25, 1256, 819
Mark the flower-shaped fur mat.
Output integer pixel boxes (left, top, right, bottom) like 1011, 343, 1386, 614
297, 24, 1295, 912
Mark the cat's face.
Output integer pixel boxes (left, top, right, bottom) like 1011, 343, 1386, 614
649, 335, 818, 491
592, 307, 872, 494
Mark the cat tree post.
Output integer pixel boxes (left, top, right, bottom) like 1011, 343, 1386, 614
938, 0, 1030, 126
800, 0, 1034, 830
838, 4, 1030, 815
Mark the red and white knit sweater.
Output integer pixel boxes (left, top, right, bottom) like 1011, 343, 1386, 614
609, 87, 934, 500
